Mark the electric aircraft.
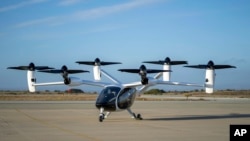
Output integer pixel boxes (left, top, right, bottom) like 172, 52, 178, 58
7, 57, 236, 122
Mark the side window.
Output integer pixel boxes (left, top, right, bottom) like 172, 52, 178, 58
117, 88, 136, 109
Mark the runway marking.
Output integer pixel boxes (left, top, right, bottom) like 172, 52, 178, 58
15, 109, 101, 141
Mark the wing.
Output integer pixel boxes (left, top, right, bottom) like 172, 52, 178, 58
122, 77, 204, 96
123, 80, 203, 88
34, 82, 65, 86
80, 80, 112, 87
122, 81, 143, 88
138, 72, 163, 93
155, 80, 204, 87
34, 78, 112, 88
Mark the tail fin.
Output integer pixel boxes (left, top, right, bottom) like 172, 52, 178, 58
27, 70, 36, 92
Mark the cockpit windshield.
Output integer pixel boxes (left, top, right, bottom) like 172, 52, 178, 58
96, 86, 121, 108
100, 86, 121, 97
95, 86, 137, 111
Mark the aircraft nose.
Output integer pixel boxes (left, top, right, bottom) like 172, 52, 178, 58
95, 102, 105, 109
95, 100, 116, 111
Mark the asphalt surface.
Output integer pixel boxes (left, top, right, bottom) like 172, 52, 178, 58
0, 99, 250, 141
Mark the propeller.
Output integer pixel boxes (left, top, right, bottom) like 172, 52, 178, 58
76, 58, 121, 66
39, 65, 88, 74
143, 57, 187, 65
39, 65, 89, 85
118, 65, 171, 74
118, 65, 171, 85
184, 60, 236, 69
7, 62, 54, 71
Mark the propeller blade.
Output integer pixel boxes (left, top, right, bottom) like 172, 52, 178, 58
35, 66, 54, 70
184, 65, 208, 69
143, 57, 187, 65
147, 69, 171, 73
76, 61, 121, 66
7, 66, 29, 70
75, 61, 95, 65
67, 70, 89, 74
100, 62, 122, 65
39, 70, 62, 73
143, 61, 187, 65
184, 60, 236, 69
39, 69, 89, 74
39, 65, 89, 74
7, 62, 53, 71
170, 61, 188, 65
118, 69, 140, 73
142, 61, 165, 65
214, 65, 236, 69
76, 58, 121, 66
118, 69, 171, 73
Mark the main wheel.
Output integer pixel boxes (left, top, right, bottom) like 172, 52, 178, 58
137, 114, 143, 120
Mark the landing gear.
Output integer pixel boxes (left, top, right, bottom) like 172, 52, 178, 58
99, 114, 104, 122
99, 107, 105, 122
127, 108, 143, 120
98, 107, 143, 122
136, 114, 142, 120
99, 107, 111, 122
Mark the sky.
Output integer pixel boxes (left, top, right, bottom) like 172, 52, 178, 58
0, 0, 250, 92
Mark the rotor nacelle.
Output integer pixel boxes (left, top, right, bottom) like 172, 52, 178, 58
118, 64, 171, 85
139, 65, 149, 85
93, 65, 101, 81
39, 65, 89, 85
7, 62, 54, 92
143, 57, 187, 81
185, 60, 236, 93
76, 58, 121, 81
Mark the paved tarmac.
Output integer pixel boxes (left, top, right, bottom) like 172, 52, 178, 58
0, 99, 250, 141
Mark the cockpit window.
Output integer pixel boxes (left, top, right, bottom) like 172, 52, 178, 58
101, 86, 121, 96
97, 86, 121, 102
96, 86, 121, 111
117, 88, 136, 109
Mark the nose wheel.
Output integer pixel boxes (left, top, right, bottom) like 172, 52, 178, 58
99, 113, 105, 122
99, 107, 105, 122
99, 107, 111, 122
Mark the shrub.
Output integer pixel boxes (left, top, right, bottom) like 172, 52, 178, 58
144, 89, 165, 95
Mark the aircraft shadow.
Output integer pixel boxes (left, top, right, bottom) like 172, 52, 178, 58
145, 113, 250, 121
